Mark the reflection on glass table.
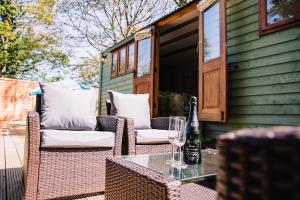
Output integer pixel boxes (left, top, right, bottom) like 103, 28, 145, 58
122, 149, 217, 182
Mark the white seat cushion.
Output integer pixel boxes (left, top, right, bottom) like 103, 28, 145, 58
135, 129, 170, 144
108, 91, 151, 129
41, 130, 115, 148
40, 83, 97, 130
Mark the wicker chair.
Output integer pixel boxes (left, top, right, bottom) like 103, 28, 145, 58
23, 96, 125, 199
105, 157, 217, 200
217, 126, 300, 200
106, 100, 173, 155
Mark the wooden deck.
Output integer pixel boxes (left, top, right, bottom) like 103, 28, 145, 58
0, 134, 104, 200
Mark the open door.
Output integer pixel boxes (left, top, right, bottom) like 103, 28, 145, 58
134, 26, 157, 116
198, 0, 227, 122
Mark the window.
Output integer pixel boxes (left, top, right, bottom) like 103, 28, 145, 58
127, 43, 135, 71
137, 38, 151, 77
119, 47, 126, 74
111, 51, 118, 77
203, 1, 220, 62
111, 42, 136, 78
259, 0, 300, 35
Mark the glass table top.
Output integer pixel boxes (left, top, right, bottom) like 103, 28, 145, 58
122, 149, 218, 182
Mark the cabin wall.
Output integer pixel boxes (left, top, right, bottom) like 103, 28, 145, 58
99, 0, 300, 138
204, 0, 300, 137
99, 53, 134, 114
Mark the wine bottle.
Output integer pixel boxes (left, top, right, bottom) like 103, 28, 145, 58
183, 96, 202, 164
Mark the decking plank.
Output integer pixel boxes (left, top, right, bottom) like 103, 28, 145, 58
4, 135, 24, 200
10, 135, 24, 165
0, 135, 6, 200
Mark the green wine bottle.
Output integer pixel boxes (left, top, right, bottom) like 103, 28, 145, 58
183, 96, 202, 164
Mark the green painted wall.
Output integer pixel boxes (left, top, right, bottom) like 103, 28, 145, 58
204, 0, 300, 137
100, 0, 300, 137
99, 53, 134, 114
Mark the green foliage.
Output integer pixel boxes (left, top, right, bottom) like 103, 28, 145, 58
0, 0, 69, 79
74, 56, 101, 87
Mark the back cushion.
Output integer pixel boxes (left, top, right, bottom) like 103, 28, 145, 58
40, 83, 97, 130
108, 91, 151, 129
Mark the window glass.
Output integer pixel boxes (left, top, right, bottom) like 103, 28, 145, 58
203, 2, 220, 62
128, 43, 135, 70
112, 52, 118, 75
137, 38, 151, 77
119, 47, 126, 74
266, 0, 298, 25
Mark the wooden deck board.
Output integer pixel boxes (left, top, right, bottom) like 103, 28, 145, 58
0, 135, 6, 200
0, 134, 105, 200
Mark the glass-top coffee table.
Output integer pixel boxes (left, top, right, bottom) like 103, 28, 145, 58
122, 149, 217, 182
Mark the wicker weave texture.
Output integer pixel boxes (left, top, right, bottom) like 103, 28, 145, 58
105, 157, 217, 200
217, 126, 300, 200
38, 149, 112, 199
121, 117, 173, 155
24, 112, 125, 200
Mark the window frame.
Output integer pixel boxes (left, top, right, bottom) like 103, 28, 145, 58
111, 41, 137, 79
118, 46, 127, 75
136, 37, 152, 78
259, 0, 300, 35
111, 50, 119, 78
126, 42, 135, 72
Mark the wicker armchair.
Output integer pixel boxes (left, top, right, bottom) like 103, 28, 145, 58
106, 100, 173, 155
105, 157, 217, 200
217, 126, 300, 200
23, 111, 124, 200
122, 116, 173, 155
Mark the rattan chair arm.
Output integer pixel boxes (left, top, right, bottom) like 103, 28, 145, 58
151, 117, 170, 130
105, 157, 181, 200
113, 116, 136, 155
24, 111, 41, 200
96, 115, 125, 155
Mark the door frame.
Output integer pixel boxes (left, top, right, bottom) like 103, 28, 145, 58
133, 26, 157, 117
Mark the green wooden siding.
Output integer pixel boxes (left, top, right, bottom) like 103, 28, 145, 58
99, 0, 300, 137
203, 0, 300, 137
99, 53, 134, 114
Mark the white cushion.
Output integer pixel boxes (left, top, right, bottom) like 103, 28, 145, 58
108, 91, 151, 129
41, 129, 115, 148
135, 129, 170, 144
40, 83, 97, 130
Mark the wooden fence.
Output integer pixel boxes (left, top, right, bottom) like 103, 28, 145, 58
0, 78, 38, 128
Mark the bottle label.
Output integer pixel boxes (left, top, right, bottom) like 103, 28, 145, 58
184, 142, 201, 164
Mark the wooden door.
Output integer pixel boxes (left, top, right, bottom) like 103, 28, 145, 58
134, 26, 156, 116
198, 0, 227, 122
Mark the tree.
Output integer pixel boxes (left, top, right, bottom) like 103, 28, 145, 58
56, 0, 174, 51
172, 0, 190, 7
0, 0, 69, 79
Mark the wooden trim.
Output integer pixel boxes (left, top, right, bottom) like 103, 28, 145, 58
153, 28, 160, 117
259, 0, 300, 36
111, 50, 118, 78
149, 26, 156, 117
158, 2, 198, 26
160, 29, 198, 47
197, 0, 217, 11
160, 17, 198, 36
198, 0, 227, 122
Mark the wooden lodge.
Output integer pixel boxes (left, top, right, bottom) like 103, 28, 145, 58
99, 0, 300, 138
